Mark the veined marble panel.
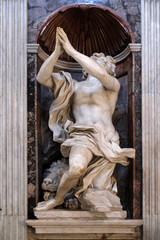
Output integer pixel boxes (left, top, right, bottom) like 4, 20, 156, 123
0, 0, 27, 239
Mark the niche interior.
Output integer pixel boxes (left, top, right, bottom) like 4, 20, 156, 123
27, 4, 142, 220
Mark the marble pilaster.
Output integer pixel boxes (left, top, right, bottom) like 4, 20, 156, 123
0, 0, 28, 239
27, 53, 40, 218
141, 0, 160, 239
131, 51, 142, 219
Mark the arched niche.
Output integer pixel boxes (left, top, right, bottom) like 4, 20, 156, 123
29, 4, 141, 220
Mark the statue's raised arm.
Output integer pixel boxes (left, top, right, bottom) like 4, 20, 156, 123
37, 28, 64, 88
58, 27, 120, 92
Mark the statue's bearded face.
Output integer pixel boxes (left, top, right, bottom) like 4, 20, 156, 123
82, 53, 116, 79
91, 53, 116, 76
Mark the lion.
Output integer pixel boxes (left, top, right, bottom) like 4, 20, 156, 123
42, 159, 79, 209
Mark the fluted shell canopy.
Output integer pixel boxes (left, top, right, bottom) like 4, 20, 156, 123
36, 4, 133, 62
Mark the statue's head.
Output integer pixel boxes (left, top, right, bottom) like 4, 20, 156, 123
91, 53, 116, 76
82, 53, 116, 80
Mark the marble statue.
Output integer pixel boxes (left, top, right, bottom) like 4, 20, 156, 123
35, 27, 135, 212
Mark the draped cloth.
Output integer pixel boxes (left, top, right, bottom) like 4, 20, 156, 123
49, 71, 135, 210
49, 71, 74, 143
60, 124, 135, 198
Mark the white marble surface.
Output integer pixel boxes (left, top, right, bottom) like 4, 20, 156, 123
33, 209, 126, 219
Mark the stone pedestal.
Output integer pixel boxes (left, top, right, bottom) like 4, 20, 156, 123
26, 210, 143, 240
34, 209, 127, 220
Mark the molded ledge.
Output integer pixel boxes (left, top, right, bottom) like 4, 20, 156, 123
26, 210, 143, 239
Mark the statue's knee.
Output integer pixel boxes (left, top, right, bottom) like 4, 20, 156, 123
77, 165, 86, 175
69, 165, 86, 177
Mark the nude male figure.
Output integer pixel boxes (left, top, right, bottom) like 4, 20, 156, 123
35, 27, 120, 210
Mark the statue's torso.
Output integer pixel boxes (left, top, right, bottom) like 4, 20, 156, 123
72, 76, 119, 140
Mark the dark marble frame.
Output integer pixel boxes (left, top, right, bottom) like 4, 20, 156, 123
27, 51, 142, 219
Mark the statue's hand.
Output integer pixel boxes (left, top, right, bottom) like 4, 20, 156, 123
58, 27, 75, 56
55, 27, 64, 55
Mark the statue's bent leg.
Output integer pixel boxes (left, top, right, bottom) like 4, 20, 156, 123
35, 146, 93, 211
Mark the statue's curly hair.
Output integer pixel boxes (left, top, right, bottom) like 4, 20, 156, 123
82, 53, 116, 79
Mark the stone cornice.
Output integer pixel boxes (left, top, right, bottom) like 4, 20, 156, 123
27, 43, 141, 71
129, 43, 141, 52
27, 43, 39, 53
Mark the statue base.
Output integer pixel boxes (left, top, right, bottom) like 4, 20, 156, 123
34, 208, 127, 220
26, 210, 143, 240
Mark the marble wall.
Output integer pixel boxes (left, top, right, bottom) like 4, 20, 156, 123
28, 0, 141, 43
27, 54, 38, 218
133, 52, 142, 219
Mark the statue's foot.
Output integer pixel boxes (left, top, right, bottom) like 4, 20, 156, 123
34, 198, 63, 211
